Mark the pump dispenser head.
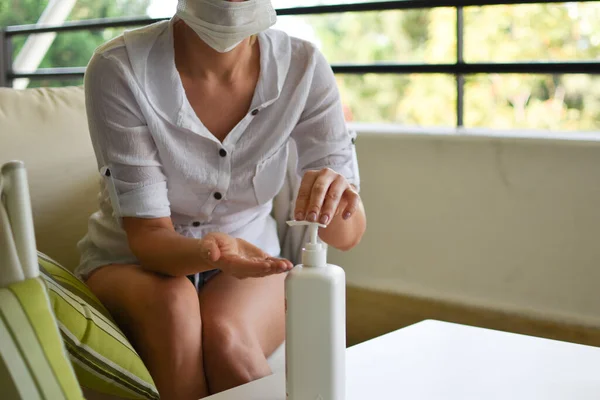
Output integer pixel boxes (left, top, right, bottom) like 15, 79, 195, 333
286, 220, 327, 267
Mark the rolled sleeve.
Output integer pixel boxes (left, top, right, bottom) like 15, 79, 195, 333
85, 51, 171, 219
290, 46, 360, 191
114, 181, 170, 218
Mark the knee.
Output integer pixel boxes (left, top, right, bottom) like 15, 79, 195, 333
137, 275, 200, 329
203, 321, 269, 381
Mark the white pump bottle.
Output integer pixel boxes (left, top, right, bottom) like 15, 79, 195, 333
285, 220, 346, 400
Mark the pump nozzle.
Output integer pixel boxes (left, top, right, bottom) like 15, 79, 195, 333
286, 220, 327, 267
286, 220, 325, 245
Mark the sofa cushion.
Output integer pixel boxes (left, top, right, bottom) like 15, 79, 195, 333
38, 252, 159, 400
0, 277, 84, 400
0, 87, 98, 270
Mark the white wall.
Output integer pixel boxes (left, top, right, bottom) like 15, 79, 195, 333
330, 127, 600, 328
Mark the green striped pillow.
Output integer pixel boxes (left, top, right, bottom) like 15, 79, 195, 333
0, 277, 84, 400
38, 252, 159, 400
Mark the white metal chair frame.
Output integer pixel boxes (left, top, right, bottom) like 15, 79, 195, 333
0, 160, 38, 288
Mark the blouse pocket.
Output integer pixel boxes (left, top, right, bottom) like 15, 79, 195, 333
252, 143, 290, 205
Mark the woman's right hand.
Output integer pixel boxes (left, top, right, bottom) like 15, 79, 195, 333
200, 232, 293, 279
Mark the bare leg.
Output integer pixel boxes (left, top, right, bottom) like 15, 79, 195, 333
200, 273, 286, 394
86, 265, 209, 400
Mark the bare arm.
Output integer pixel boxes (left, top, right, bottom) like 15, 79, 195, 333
123, 217, 293, 278
123, 217, 214, 277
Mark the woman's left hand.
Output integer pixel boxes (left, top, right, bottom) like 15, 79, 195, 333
294, 168, 360, 226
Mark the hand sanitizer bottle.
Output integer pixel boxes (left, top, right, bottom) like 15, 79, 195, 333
285, 220, 346, 400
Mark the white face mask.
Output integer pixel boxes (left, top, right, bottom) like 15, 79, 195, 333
176, 0, 277, 53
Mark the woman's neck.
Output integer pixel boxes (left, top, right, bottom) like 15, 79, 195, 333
173, 20, 256, 83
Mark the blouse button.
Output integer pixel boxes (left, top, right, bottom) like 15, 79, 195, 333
214, 192, 223, 200
251, 109, 259, 116
192, 221, 201, 227
219, 148, 227, 157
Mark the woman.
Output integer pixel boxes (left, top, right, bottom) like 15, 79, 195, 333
76, 0, 366, 398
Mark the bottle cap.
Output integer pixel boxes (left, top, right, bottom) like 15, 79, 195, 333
286, 220, 327, 267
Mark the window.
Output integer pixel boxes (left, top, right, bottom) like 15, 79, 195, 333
272, 1, 600, 130
462, 3, 600, 130
0, 0, 152, 87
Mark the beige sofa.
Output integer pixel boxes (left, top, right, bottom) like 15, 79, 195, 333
0, 87, 98, 270
0, 86, 288, 397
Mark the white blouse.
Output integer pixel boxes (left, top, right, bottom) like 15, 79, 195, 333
76, 19, 359, 279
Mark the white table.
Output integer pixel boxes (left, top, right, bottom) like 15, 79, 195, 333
206, 320, 600, 399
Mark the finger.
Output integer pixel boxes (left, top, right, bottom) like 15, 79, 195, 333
333, 197, 348, 219
246, 258, 290, 277
220, 255, 271, 270
267, 257, 294, 271
294, 170, 319, 221
264, 258, 291, 274
318, 175, 348, 225
306, 169, 336, 223
253, 263, 292, 278
342, 188, 361, 220
219, 255, 276, 278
